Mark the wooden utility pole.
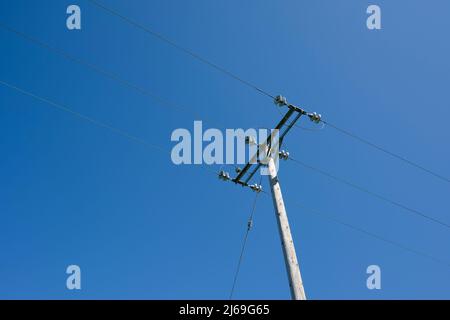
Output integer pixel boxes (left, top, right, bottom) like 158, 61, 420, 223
267, 156, 306, 300
220, 95, 321, 299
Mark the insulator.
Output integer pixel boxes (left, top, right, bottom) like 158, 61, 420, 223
249, 184, 262, 193
308, 112, 322, 124
218, 170, 231, 181
279, 150, 290, 160
274, 95, 288, 107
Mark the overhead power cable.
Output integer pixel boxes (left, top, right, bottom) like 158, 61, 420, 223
0, 80, 164, 152
0, 22, 210, 123
87, 0, 275, 100
86, 1, 450, 186
0, 22, 258, 142
3, 79, 448, 281
289, 157, 450, 231
3, 10, 450, 277
288, 198, 450, 270
0, 79, 229, 178
3, 15, 449, 234
321, 120, 450, 184
229, 176, 263, 299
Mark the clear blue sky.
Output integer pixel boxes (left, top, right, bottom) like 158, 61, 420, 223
1, 0, 450, 299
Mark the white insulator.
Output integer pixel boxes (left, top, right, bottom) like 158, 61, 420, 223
249, 184, 262, 193
279, 150, 290, 160
274, 95, 288, 107
219, 170, 230, 181
308, 112, 322, 123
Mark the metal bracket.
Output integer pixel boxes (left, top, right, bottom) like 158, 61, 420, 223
222, 95, 322, 190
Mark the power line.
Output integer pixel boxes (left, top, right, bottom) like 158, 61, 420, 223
4, 5, 450, 287
0, 22, 210, 123
0, 17, 321, 138
5, 7, 448, 233
87, 1, 449, 186
288, 157, 450, 231
0, 23, 274, 189
0, 22, 258, 143
321, 120, 450, 184
87, 0, 275, 100
85, 3, 450, 186
3, 78, 449, 288
0, 79, 163, 152
0, 79, 226, 177
288, 198, 450, 270
229, 177, 262, 299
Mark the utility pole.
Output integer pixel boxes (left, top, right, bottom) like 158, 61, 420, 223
219, 95, 321, 300
267, 155, 306, 300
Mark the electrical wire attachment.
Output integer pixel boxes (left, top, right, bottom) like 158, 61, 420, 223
274, 95, 288, 107
219, 170, 231, 181
249, 184, 263, 193
275, 95, 323, 127
279, 150, 290, 160
247, 219, 253, 231
308, 112, 322, 124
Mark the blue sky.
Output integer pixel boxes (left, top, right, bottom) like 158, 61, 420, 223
1, 0, 450, 299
